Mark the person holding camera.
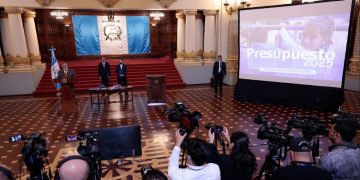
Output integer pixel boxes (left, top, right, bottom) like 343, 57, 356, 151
168, 129, 221, 180
208, 128, 257, 180
271, 137, 332, 180
319, 121, 360, 180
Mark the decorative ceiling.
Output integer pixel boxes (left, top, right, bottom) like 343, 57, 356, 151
97, 0, 122, 8
36, 0, 55, 6
154, 0, 177, 8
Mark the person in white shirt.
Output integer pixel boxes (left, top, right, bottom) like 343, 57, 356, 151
168, 129, 221, 180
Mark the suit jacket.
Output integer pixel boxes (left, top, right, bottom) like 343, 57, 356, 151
57, 69, 76, 80
116, 64, 127, 78
98, 62, 111, 78
212, 61, 226, 77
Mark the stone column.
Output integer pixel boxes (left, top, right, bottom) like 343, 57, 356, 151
184, 10, 197, 61
23, 10, 43, 67
347, 7, 360, 76
176, 12, 185, 61
0, 12, 13, 68
5, 7, 31, 68
203, 10, 217, 62
195, 14, 204, 61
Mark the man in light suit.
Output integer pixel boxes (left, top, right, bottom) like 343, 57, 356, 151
98, 57, 111, 87
116, 58, 127, 87
212, 55, 226, 97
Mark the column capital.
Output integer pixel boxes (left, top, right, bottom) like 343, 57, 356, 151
195, 14, 203, 19
204, 10, 218, 16
176, 12, 184, 19
23, 10, 36, 18
184, 10, 197, 16
0, 12, 8, 18
5, 7, 23, 14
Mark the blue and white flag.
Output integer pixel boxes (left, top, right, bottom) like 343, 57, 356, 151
49, 47, 61, 90
72, 15, 150, 56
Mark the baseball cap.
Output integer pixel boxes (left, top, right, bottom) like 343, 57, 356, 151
289, 137, 311, 152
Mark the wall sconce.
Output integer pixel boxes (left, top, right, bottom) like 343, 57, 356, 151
149, 12, 164, 26
50, 10, 68, 20
240, 0, 251, 9
223, 1, 235, 15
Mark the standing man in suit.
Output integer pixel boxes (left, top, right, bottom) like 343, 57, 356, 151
57, 62, 76, 99
98, 57, 111, 87
212, 55, 226, 96
116, 58, 127, 87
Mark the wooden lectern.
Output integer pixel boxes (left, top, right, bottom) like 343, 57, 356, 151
146, 75, 166, 106
53, 78, 78, 114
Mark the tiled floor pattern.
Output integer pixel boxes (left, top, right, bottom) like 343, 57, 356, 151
0, 86, 359, 179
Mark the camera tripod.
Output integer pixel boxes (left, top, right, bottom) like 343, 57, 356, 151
256, 143, 286, 180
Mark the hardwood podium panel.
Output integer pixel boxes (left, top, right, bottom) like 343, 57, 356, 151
53, 78, 78, 114
146, 75, 166, 105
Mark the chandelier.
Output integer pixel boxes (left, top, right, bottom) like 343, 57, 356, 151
50, 10, 68, 19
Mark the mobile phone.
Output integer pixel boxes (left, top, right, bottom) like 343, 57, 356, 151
9, 134, 24, 142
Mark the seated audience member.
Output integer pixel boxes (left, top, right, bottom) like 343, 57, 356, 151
319, 120, 360, 180
0, 165, 14, 180
168, 129, 221, 180
208, 128, 256, 180
55, 155, 91, 180
271, 137, 332, 180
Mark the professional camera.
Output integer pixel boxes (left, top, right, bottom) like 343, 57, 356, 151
66, 132, 100, 160
205, 123, 224, 134
164, 102, 202, 135
9, 132, 50, 180
332, 109, 360, 129
254, 114, 292, 147
288, 114, 329, 140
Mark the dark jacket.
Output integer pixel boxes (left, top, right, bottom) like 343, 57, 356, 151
116, 63, 127, 78
98, 62, 111, 78
212, 61, 226, 77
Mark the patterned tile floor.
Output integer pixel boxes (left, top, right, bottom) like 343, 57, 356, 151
0, 86, 359, 179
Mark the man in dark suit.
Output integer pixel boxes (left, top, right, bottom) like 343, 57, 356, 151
57, 62, 76, 98
116, 58, 127, 87
212, 55, 226, 96
98, 57, 111, 87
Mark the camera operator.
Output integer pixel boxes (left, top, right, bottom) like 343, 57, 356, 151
55, 155, 91, 180
319, 120, 360, 180
0, 165, 14, 180
168, 129, 221, 180
271, 137, 332, 180
208, 127, 257, 180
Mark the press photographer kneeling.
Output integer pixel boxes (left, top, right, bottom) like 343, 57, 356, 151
271, 137, 332, 180
208, 126, 257, 180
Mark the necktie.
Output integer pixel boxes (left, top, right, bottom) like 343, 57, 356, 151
218, 62, 221, 73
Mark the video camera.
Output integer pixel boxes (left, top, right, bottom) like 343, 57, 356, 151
288, 114, 329, 140
254, 114, 292, 148
9, 132, 49, 180
66, 132, 100, 160
164, 102, 202, 135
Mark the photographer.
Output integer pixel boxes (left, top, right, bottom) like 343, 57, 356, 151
271, 137, 332, 180
141, 165, 168, 180
319, 121, 360, 179
55, 155, 91, 180
168, 129, 220, 180
208, 128, 257, 180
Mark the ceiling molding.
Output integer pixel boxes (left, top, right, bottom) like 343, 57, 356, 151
154, 0, 177, 8
36, 0, 55, 6
97, 0, 122, 8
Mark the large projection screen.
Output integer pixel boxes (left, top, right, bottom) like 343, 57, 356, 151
236, 0, 355, 111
